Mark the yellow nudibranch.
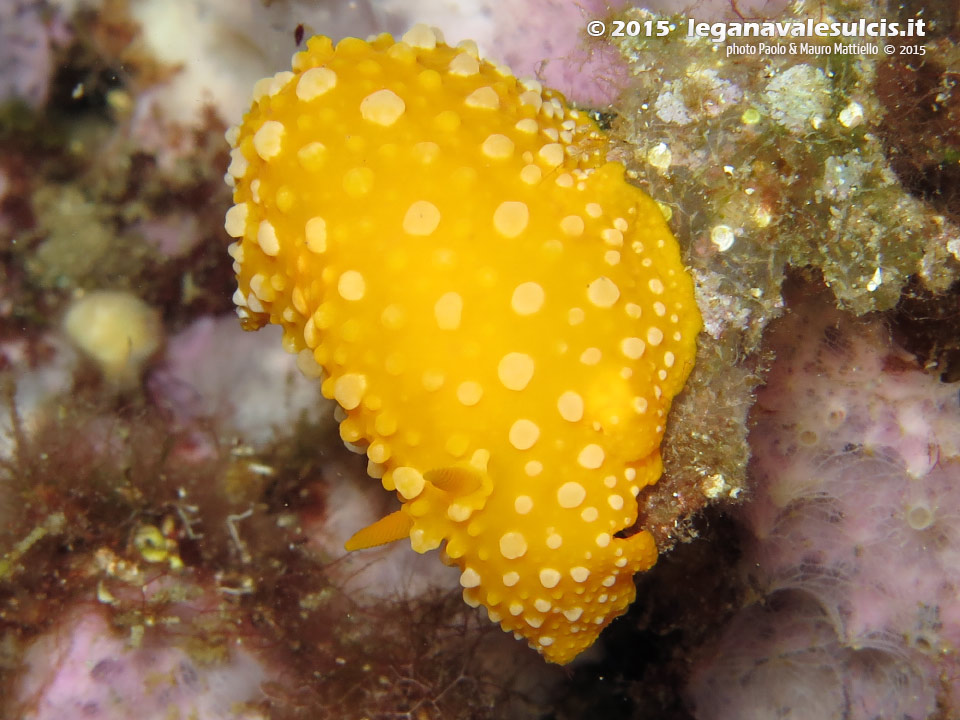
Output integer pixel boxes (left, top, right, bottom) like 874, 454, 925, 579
224, 24, 701, 664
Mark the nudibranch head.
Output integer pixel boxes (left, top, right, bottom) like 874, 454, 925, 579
224, 24, 701, 664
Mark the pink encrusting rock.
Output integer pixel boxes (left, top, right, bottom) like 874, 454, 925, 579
14, 608, 271, 720
489, 0, 631, 106
149, 315, 327, 446
0, 0, 67, 108
687, 293, 960, 720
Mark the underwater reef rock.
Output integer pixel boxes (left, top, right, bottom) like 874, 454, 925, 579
613, 1, 959, 331
687, 285, 960, 719
15, 607, 272, 720
0, 0, 64, 109
607, 0, 960, 532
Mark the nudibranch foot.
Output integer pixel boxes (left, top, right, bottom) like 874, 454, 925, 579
225, 23, 701, 664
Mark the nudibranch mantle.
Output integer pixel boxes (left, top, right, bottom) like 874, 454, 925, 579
224, 24, 701, 664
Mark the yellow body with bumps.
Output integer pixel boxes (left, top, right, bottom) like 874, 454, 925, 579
225, 25, 700, 664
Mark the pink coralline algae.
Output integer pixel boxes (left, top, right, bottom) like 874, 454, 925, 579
148, 315, 325, 446
688, 289, 960, 720
489, 0, 630, 106
15, 608, 270, 720
0, 0, 65, 108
